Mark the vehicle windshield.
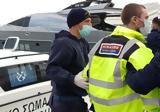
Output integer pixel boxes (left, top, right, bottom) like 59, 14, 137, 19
29, 13, 68, 32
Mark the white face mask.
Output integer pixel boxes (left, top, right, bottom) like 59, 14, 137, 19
139, 19, 151, 36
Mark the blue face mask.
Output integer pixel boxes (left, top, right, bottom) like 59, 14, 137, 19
79, 25, 92, 37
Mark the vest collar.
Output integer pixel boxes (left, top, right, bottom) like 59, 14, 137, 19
111, 26, 146, 43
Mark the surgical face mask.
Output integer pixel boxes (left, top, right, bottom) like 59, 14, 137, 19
139, 19, 151, 36
79, 25, 93, 37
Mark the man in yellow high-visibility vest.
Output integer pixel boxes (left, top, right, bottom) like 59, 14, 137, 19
83, 3, 160, 112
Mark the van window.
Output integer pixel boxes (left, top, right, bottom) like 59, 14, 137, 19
8, 64, 37, 88
0, 61, 48, 91
33, 61, 48, 81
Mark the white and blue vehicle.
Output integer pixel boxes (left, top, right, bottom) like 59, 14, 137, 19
0, 39, 52, 112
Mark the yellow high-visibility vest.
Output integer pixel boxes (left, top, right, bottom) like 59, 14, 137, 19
83, 26, 159, 112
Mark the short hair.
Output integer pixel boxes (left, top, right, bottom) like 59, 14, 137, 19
121, 3, 146, 25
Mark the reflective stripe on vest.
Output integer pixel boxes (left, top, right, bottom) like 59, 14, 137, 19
142, 98, 160, 106
90, 93, 139, 106
89, 38, 138, 89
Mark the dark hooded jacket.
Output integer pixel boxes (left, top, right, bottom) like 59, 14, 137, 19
46, 30, 89, 97
146, 29, 160, 54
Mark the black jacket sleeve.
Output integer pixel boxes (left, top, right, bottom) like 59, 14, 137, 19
126, 52, 160, 95
46, 39, 75, 86
147, 31, 160, 54
147, 31, 160, 48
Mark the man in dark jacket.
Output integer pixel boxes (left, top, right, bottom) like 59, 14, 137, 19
147, 16, 160, 54
46, 8, 92, 112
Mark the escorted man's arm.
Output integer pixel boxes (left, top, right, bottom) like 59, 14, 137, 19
126, 52, 160, 95
46, 39, 75, 86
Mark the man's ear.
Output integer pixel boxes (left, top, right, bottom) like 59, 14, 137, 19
131, 16, 138, 25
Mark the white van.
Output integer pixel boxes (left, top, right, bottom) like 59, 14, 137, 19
0, 49, 52, 112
